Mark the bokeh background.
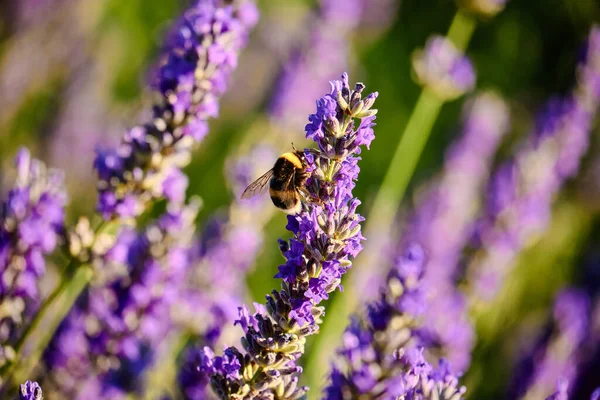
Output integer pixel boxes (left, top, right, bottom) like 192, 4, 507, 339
1, 0, 599, 398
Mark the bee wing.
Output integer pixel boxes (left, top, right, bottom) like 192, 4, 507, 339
241, 169, 274, 200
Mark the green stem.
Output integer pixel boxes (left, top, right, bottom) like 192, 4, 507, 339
447, 9, 477, 49
13, 266, 93, 385
1, 219, 115, 387
304, 10, 477, 395
12, 260, 78, 357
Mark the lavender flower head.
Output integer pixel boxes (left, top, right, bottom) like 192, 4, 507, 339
269, 0, 362, 129
544, 381, 569, 400
202, 73, 377, 399
176, 145, 276, 399
398, 92, 509, 371
468, 26, 600, 302
325, 244, 467, 399
510, 290, 590, 400
458, 0, 508, 18
577, 25, 600, 111
94, 0, 258, 220
0, 148, 67, 367
409, 92, 510, 292
412, 35, 475, 101
19, 380, 43, 400
44, 202, 199, 398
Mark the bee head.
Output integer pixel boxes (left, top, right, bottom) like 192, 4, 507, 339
291, 142, 306, 163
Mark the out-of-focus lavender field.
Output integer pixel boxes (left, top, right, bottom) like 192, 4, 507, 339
0, 0, 599, 399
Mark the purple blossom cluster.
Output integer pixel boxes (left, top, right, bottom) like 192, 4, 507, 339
412, 35, 476, 101
410, 92, 510, 371
43, 203, 198, 398
0, 149, 67, 368
269, 0, 362, 129
200, 73, 377, 399
331, 91, 510, 393
94, 0, 258, 220
409, 92, 510, 292
325, 244, 467, 399
468, 26, 600, 302
510, 290, 591, 400
18, 380, 42, 400
177, 146, 274, 399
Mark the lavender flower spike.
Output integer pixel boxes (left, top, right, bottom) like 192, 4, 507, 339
269, 0, 363, 129
468, 25, 600, 302
510, 290, 590, 400
95, 0, 258, 220
412, 35, 476, 101
19, 380, 43, 400
0, 148, 67, 368
324, 244, 466, 399
203, 73, 377, 399
43, 202, 199, 398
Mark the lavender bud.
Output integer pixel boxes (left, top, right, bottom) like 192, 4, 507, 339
412, 35, 476, 101
0, 149, 67, 368
509, 290, 590, 400
19, 380, 43, 400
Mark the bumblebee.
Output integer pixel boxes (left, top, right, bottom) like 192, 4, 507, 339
241, 149, 309, 214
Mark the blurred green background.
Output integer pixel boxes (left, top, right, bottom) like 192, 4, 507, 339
1, 0, 599, 398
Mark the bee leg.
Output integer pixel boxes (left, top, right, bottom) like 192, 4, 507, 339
298, 188, 324, 206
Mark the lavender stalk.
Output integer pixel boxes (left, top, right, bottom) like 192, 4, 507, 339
324, 244, 467, 399
95, 0, 258, 220
509, 290, 591, 400
176, 146, 276, 400
43, 202, 199, 398
199, 73, 377, 399
269, 0, 363, 129
309, 14, 480, 383
176, 0, 381, 394
0, 149, 67, 378
467, 25, 600, 304
322, 92, 509, 397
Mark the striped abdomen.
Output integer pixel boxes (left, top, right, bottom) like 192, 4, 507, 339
269, 151, 308, 214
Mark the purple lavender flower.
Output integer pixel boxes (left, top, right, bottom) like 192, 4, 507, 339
44, 203, 198, 398
269, 0, 363, 129
468, 26, 600, 302
408, 92, 510, 291
347, 92, 508, 376
176, 146, 275, 399
18, 380, 43, 400
325, 92, 510, 391
412, 35, 476, 101
458, 0, 508, 17
324, 244, 467, 399
544, 381, 569, 400
200, 73, 377, 399
402, 92, 509, 371
0, 148, 67, 368
95, 0, 258, 220
49, 61, 127, 188
509, 290, 590, 400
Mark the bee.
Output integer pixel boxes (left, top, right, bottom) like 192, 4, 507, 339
241, 148, 310, 214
